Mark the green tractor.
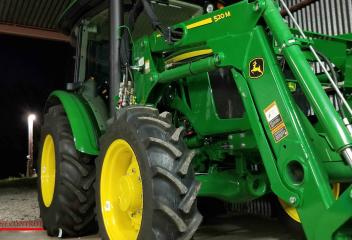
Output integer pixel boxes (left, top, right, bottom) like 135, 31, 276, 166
37, 0, 352, 239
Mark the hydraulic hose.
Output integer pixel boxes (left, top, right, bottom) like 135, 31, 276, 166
314, 50, 346, 119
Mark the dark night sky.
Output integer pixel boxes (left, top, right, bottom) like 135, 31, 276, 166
0, 35, 74, 179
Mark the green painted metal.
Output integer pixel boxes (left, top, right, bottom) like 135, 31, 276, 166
80, 79, 109, 133
197, 167, 268, 203
129, 1, 352, 238
157, 55, 220, 83
48, 90, 100, 155
54, 0, 352, 239
168, 72, 251, 136
263, 0, 352, 153
338, 33, 352, 41
346, 55, 352, 88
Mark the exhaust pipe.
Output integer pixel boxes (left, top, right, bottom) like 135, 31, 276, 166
109, 0, 124, 116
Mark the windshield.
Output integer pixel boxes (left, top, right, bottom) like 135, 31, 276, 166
76, 0, 202, 89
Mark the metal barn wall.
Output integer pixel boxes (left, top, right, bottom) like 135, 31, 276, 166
0, 0, 73, 30
284, 0, 352, 35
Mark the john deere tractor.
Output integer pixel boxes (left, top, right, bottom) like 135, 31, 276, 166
37, 0, 352, 239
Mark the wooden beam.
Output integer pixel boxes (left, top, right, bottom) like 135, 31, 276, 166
0, 24, 70, 42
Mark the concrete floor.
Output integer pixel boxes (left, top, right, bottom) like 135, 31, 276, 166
0, 216, 296, 240
0, 178, 297, 239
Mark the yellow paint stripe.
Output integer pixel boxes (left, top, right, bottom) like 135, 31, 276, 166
186, 18, 213, 30
165, 49, 213, 64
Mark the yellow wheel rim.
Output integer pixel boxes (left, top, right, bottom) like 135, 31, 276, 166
279, 183, 340, 222
100, 139, 143, 240
40, 134, 56, 208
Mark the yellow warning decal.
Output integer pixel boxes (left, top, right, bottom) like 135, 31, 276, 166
264, 102, 288, 143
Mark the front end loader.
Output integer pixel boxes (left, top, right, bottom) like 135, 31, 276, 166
37, 0, 352, 239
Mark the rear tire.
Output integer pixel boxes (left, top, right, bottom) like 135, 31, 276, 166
96, 106, 203, 240
38, 105, 97, 237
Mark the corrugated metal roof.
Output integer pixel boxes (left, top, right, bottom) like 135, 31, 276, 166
0, 0, 74, 30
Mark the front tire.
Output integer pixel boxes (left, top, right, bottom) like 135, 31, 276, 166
275, 198, 306, 240
96, 106, 203, 240
38, 105, 97, 237
275, 183, 340, 240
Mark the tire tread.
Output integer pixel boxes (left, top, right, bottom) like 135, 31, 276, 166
96, 106, 202, 240
38, 105, 97, 237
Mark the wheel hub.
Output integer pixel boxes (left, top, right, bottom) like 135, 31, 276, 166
117, 172, 142, 213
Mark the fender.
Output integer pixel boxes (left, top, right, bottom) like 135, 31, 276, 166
45, 90, 99, 155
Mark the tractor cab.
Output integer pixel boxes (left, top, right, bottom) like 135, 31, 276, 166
59, 0, 206, 106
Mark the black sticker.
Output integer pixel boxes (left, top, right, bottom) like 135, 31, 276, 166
249, 58, 264, 78
269, 114, 283, 130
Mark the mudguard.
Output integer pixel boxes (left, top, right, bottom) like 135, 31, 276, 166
45, 90, 99, 155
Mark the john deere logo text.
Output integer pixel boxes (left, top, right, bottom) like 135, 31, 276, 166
249, 58, 264, 78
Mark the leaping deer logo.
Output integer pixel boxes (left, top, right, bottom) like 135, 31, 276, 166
249, 58, 264, 78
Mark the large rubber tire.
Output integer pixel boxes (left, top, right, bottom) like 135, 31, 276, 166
96, 106, 203, 240
275, 183, 340, 240
38, 105, 97, 237
274, 199, 305, 240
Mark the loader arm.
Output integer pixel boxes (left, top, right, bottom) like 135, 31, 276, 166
129, 0, 352, 238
